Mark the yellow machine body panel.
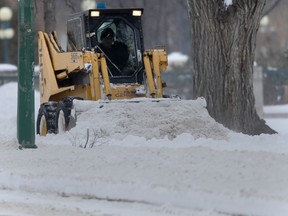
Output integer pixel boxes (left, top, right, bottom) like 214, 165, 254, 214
38, 31, 167, 104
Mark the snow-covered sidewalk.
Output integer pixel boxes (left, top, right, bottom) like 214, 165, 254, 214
1, 139, 288, 216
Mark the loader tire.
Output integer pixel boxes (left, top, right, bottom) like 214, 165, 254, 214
36, 102, 58, 136
55, 97, 82, 133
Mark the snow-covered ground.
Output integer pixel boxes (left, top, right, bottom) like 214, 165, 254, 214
0, 82, 288, 216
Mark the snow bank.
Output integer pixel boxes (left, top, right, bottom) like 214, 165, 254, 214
167, 52, 189, 65
0, 82, 40, 149
74, 98, 228, 139
264, 104, 288, 114
224, 0, 233, 7
36, 97, 231, 148
167, 52, 189, 71
0, 64, 17, 72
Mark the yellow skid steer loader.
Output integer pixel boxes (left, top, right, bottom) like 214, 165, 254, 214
37, 8, 168, 136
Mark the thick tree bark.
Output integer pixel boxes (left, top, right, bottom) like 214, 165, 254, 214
43, 0, 56, 32
187, 0, 276, 135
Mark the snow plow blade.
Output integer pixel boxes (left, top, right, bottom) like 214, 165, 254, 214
73, 98, 181, 113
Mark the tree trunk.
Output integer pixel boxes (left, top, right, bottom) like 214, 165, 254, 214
43, 0, 56, 32
187, 0, 276, 135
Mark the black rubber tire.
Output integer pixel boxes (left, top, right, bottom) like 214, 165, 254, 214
36, 102, 58, 135
55, 97, 82, 133
55, 101, 68, 134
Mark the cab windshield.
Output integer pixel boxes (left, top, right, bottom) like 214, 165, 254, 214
89, 18, 139, 78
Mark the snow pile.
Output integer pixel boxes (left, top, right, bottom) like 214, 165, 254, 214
35, 98, 230, 148
224, 0, 233, 7
0, 83, 18, 148
0, 82, 18, 118
264, 104, 288, 114
78, 99, 228, 138
167, 52, 189, 71
167, 52, 189, 65
0, 64, 17, 72
0, 82, 40, 149
0, 82, 228, 148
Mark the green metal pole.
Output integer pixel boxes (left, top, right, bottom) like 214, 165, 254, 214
17, 0, 37, 148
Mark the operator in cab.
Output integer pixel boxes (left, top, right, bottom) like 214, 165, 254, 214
98, 28, 129, 76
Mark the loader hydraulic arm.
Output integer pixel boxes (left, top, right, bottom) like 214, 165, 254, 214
143, 49, 168, 98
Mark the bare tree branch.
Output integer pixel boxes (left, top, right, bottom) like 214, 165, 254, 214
262, 0, 282, 16
65, 0, 77, 12
43, 0, 56, 32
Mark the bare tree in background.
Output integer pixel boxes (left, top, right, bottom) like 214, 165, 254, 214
36, 0, 80, 32
263, 0, 282, 16
100, 0, 191, 54
187, 0, 276, 135
64, 0, 79, 12
43, 0, 56, 32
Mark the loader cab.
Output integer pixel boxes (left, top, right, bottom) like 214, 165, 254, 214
67, 8, 145, 84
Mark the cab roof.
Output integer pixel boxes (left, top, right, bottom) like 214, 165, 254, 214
68, 8, 144, 19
